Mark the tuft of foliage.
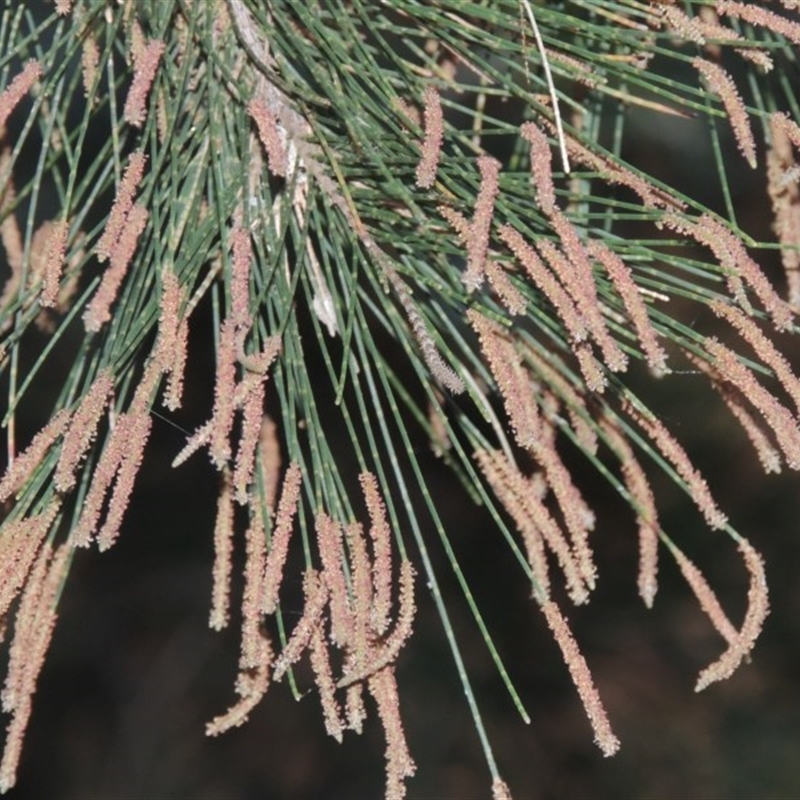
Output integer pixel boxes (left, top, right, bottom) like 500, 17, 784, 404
1, 1, 799, 796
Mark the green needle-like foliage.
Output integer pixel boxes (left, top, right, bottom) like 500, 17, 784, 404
1, 1, 799, 796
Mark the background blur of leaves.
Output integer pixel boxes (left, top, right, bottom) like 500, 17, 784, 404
2, 1, 800, 797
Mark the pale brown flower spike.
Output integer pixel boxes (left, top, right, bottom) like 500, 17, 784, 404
692, 57, 756, 168
123, 38, 165, 128
541, 600, 620, 757
38, 219, 69, 309
485, 260, 527, 316
315, 511, 355, 648
0, 410, 71, 504
669, 544, 738, 646
0, 61, 42, 133
95, 150, 147, 262
368, 666, 417, 800
441, 155, 501, 291
415, 86, 444, 189
705, 337, 800, 470
520, 120, 557, 215
695, 214, 794, 330
230, 226, 253, 329
209, 470, 236, 631
492, 777, 514, 800
209, 319, 239, 467
475, 448, 588, 605
600, 415, 661, 608
0, 503, 62, 626
360, 472, 394, 636
716, 1, 800, 46
95, 414, 153, 552
272, 567, 330, 682
687, 346, 784, 475
538, 221, 628, 373
499, 224, 588, 345
156, 269, 189, 411
84, 203, 149, 331
240, 503, 267, 670
586, 239, 667, 374
249, 97, 288, 177
89, 364, 159, 552
694, 538, 769, 692
53, 369, 114, 493
623, 398, 728, 530
467, 309, 542, 449
261, 461, 303, 615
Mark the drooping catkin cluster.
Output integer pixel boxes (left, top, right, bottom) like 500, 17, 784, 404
4, 3, 800, 797
85, 149, 150, 331
207, 466, 417, 800
0, 539, 70, 793
664, 212, 794, 331
172, 224, 282, 505
0, 359, 158, 556
446, 118, 663, 396
447, 97, 779, 748
71, 362, 159, 551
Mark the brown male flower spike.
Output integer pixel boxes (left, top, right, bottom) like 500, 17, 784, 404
53, 369, 114, 493
600, 415, 661, 608
209, 470, 235, 631
95, 150, 147, 262
38, 219, 69, 309
623, 398, 728, 530
498, 224, 588, 345
261, 462, 303, 615
249, 97, 287, 178
705, 337, 800, 470
85, 203, 149, 331
692, 57, 756, 168
368, 666, 417, 800
716, 1, 800, 46
440, 155, 501, 292
520, 120, 557, 216
475, 447, 589, 605
541, 600, 620, 757
0, 60, 41, 133
467, 309, 542, 449
123, 38, 165, 128
0, 410, 71, 503
415, 86, 443, 189
95, 365, 157, 552
156, 269, 189, 411
695, 539, 769, 691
